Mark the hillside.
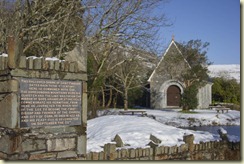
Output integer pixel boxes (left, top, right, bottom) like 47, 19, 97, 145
208, 64, 240, 83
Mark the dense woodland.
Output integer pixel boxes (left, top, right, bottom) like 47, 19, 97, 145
0, 0, 240, 118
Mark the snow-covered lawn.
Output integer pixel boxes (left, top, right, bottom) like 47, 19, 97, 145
145, 109, 240, 127
87, 108, 240, 152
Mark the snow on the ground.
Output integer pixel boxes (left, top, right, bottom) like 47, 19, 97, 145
88, 115, 218, 152
145, 109, 240, 127
87, 109, 240, 152
208, 64, 240, 82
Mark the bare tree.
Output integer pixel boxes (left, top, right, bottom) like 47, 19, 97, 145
107, 48, 151, 110
0, 0, 15, 53
1, 0, 170, 117
0, 0, 85, 57
83, 0, 171, 117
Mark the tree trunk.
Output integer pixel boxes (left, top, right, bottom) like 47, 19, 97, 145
124, 88, 128, 110
106, 87, 113, 108
101, 86, 105, 109
88, 93, 98, 119
113, 91, 118, 109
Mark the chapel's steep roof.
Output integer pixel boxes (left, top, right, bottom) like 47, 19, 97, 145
148, 39, 190, 82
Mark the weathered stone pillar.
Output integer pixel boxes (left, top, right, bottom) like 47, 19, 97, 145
7, 36, 23, 69
183, 134, 194, 160
183, 134, 194, 152
104, 143, 116, 160
147, 134, 162, 160
113, 134, 124, 147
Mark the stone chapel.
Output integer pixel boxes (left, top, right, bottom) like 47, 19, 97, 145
148, 39, 212, 109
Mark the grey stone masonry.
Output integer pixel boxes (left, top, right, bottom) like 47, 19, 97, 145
47, 138, 76, 152
149, 134, 162, 145
113, 134, 124, 147
0, 37, 87, 160
0, 56, 8, 70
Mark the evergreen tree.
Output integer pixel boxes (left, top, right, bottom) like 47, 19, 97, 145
177, 40, 211, 88
177, 40, 211, 111
180, 84, 198, 111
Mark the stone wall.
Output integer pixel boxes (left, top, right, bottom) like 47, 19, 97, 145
86, 134, 240, 161
0, 37, 87, 160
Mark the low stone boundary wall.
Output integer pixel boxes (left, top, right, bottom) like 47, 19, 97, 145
86, 134, 240, 160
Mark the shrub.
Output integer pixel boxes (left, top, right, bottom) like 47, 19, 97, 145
212, 77, 240, 105
180, 85, 198, 111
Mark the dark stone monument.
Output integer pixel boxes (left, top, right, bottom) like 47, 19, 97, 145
19, 78, 82, 127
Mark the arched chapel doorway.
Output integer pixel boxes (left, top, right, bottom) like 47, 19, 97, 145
167, 85, 181, 106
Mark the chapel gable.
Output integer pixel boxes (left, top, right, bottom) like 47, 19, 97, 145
149, 40, 190, 86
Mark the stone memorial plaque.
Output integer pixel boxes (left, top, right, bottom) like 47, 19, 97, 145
19, 78, 82, 127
